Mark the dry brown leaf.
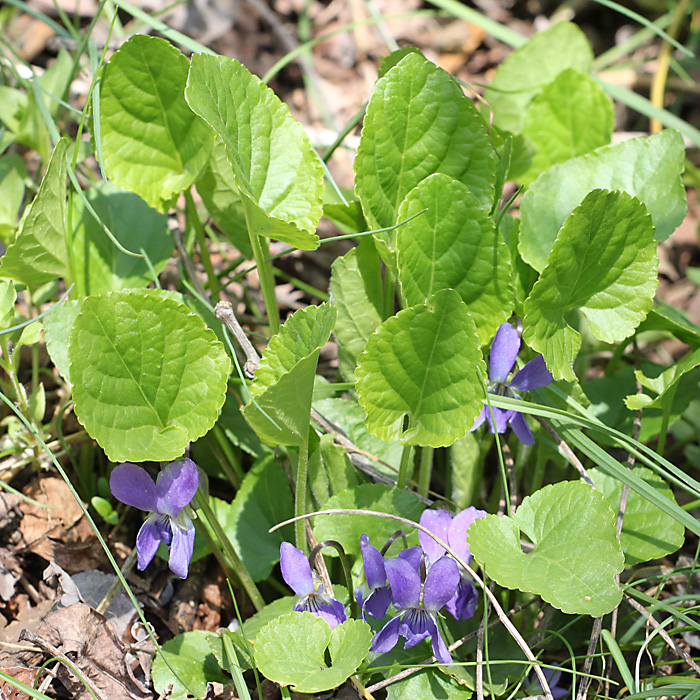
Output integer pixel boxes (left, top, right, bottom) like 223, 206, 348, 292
35, 603, 149, 700
0, 666, 39, 700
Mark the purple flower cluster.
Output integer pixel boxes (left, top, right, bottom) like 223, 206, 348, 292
280, 506, 486, 665
470, 322, 553, 445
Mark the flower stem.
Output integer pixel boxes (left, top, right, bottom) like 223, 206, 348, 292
242, 201, 280, 335
184, 188, 220, 303
293, 434, 311, 551
397, 442, 414, 490
196, 493, 265, 612
417, 446, 433, 498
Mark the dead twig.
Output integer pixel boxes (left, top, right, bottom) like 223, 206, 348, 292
534, 417, 595, 487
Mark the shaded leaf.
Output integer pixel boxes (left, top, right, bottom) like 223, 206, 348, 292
242, 303, 336, 445
484, 21, 593, 134
69, 181, 172, 295
329, 243, 383, 381
588, 467, 684, 566
0, 139, 69, 288
520, 68, 614, 185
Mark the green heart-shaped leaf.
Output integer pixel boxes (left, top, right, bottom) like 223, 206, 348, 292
469, 481, 624, 616
396, 173, 513, 343
70, 291, 230, 461
99, 35, 213, 210
523, 189, 657, 381
186, 54, 323, 250
255, 613, 371, 694
356, 289, 486, 447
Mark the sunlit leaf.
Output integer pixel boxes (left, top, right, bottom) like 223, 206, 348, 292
469, 481, 624, 616
356, 289, 486, 447
99, 35, 213, 209
70, 291, 230, 461
523, 190, 657, 381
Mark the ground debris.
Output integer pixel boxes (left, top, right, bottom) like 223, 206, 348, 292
23, 602, 150, 700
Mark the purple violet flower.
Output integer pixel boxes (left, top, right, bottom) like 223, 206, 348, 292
355, 534, 392, 621
470, 322, 554, 445
371, 554, 460, 664
419, 507, 487, 621
110, 459, 199, 579
280, 542, 347, 629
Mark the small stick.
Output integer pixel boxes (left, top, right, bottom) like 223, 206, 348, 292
214, 301, 260, 379
476, 615, 486, 700
576, 617, 603, 700
534, 417, 595, 487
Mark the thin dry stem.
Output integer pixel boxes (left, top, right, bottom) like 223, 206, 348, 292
534, 417, 595, 487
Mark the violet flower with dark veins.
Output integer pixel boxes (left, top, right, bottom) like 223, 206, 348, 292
470, 322, 553, 445
419, 507, 487, 621
280, 542, 347, 629
355, 534, 392, 621
371, 554, 459, 664
110, 459, 199, 579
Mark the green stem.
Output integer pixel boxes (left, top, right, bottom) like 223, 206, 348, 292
417, 446, 434, 498
0, 339, 29, 416
242, 202, 279, 335
397, 441, 414, 490
185, 189, 220, 302
383, 266, 396, 319
293, 434, 311, 551
196, 494, 265, 612
657, 381, 678, 457
211, 425, 245, 488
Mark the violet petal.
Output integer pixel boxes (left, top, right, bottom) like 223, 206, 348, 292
418, 509, 453, 565
280, 542, 315, 597
400, 609, 431, 649
371, 615, 401, 654
448, 506, 488, 562
155, 459, 199, 518
169, 519, 195, 578
509, 355, 554, 392
110, 463, 157, 512
364, 585, 392, 620
489, 323, 520, 384
135, 515, 161, 571
385, 556, 421, 610
445, 578, 479, 622
509, 412, 535, 446
360, 535, 387, 591
485, 405, 511, 434
422, 556, 460, 611
426, 615, 453, 664
397, 546, 423, 570
316, 596, 347, 629
469, 406, 487, 432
